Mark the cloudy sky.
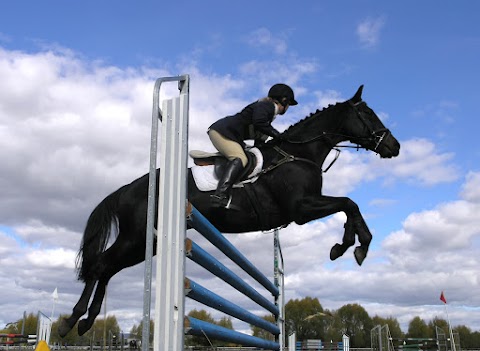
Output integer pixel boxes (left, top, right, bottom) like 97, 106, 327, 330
1, 1, 479, 337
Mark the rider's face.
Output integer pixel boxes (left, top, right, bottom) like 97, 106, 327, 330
279, 104, 289, 115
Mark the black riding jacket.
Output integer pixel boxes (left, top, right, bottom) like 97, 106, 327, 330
209, 100, 281, 147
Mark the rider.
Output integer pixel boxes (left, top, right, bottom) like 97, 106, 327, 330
208, 83, 298, 208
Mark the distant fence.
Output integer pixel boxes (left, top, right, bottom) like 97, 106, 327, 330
0, 311, 51, 347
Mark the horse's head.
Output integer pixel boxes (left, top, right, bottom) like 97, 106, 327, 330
279, 85, 400, 159
343, 85, 400, 158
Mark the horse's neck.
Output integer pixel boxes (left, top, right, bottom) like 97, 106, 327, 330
286, 139, 336, 167
283, 110, 347, 166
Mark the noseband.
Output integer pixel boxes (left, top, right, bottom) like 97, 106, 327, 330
350, 101, 391, 151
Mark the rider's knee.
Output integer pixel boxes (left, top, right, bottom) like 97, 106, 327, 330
229, 154, 248, 167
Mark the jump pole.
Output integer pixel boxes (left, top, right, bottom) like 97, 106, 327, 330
142, 75, 190, 351
142, 75, 284, 351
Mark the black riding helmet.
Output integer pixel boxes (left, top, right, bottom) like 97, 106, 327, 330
268, 83, 298, 106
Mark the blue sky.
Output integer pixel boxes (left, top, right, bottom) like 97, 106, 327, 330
1, 0, 479, 339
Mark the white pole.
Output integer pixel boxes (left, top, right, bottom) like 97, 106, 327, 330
51, 288, 58, 320
444, 304, 456, 351
104, 285, 108, 351
289, 333, 296, 351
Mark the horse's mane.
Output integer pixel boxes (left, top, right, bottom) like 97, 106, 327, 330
280, 101, 350, 140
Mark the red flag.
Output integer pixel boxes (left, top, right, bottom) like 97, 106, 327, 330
440, 291, 447, 304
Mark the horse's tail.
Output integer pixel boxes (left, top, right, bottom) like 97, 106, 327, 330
76, 191, 120, 282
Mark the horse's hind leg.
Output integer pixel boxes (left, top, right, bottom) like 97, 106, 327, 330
76, 229, 146, 336
330, 218, 355, 261
58, 280, 96, 337
78, 278, 109, 336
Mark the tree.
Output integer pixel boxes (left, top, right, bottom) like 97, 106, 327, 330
336, 304, 373, 347
50, 314, 89, 346
217, 316, 233, 329
372, 315, 404, 340
455, 325, 472, 348
407, 316, 431, 338
12, 312, 38, 335
465, 331, 480, 349
184, 309, 217, 347
251, 314, 276, 342
322, 309, 340, 342
129, 318, 154, 344
217, 316, 238, 346
84, 316, 121, 347
285, 297, 326, 341
428, 316, 448, 338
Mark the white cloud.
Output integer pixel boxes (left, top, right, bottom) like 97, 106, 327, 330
382, 172, 480, 281
313, 89, 344, 109
25, 247, 76, 268
1, 45, 479, 334
321, 137, 459, 196
357, 16, 386, 48
245, 27, 288, 55
380, 138, 459, 185
460, 171, 480, 203
369, 198, 397, 208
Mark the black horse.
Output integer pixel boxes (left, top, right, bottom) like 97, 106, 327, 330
58, 85, 400, 337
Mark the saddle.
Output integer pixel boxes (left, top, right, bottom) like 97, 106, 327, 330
189, 147, 264, 192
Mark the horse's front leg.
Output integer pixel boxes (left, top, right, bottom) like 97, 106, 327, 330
330, 218, 355, 261
351, 214, 372, 265
291, 195, 372, 265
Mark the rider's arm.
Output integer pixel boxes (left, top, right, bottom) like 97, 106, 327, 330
251, 102, 282, 138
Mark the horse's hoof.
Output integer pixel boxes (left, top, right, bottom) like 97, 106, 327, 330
78, 319, 90, 336
330, 243, 344, 261
354, 246, 367, 266
58, 319, 72, 338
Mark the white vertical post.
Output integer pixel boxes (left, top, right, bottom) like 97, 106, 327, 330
36, 311, 52, 346
153, 93, 189, 351
274, 229, 285, 350
142, 76, 189, 351
444, 305, 457, 351
343, 334, 350, 351
289, 333, 296, 351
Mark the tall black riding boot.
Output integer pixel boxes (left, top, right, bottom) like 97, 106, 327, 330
211, 158, 244, 209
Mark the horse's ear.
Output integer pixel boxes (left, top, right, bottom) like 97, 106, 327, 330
351, 85, 364, 103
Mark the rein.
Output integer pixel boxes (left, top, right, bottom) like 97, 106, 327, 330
258, 146, 327, 176
281, 100, 389, 151
256, 100, 390, 177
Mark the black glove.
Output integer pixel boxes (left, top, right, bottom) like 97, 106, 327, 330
256, 126, 286, 142
254, 139, 265, 147
272, 131, 286, 141
269, 128, 282, 139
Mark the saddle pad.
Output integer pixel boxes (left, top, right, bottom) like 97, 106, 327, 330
191, 165, 219, 191
191, 147, 263, 192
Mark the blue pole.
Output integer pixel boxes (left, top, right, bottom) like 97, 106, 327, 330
185, 238, 279, 316
185, 278, 280, 335
187, 206, 279, 297
185, 317, 280, 350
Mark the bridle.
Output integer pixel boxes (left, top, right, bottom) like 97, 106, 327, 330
263, 100, 391, 174
348, 100, 391, 152
282, 100, 390, 152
